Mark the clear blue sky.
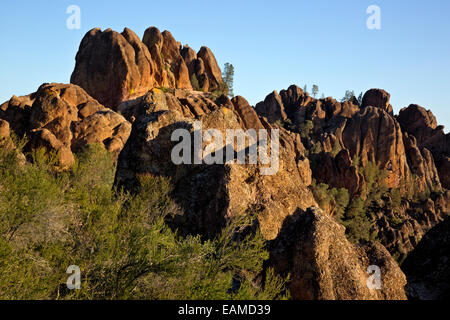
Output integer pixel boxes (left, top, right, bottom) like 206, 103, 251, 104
1, 0, 449, 130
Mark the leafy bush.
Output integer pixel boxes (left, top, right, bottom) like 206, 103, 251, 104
0, 144, 287, 300
298, 120, 314, 139
341, 197, 371, 243
310, 181, 349, 221
190, 74, 201, 91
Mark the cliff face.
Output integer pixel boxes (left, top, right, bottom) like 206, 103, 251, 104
0, 83, 131, 168
255, 86, 449, 261
402, 217, 450, 300
71, 27, 225, 109
1, 25, 448, 300
269, 207, 407, 300
113, 88, 316, 240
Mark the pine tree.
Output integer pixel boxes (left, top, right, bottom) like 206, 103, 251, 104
312, 84, 319, 98
222, 63, 235, 98
357, 92, 363, 106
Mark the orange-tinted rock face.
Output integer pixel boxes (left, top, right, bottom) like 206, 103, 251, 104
114, 88, 316, 240
0, 83, 131, 168
71, 27, 225, 109
71, 28, 157, 109
269, 207, 407, 300
342, 106, 409, 189
398, 104, 450, 188
255, 86, 445, 195
361, 88, 393, 115
255, 85, 449, 265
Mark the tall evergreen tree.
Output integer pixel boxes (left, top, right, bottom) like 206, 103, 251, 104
312, 84, 319, 98
222, 63, 235, 98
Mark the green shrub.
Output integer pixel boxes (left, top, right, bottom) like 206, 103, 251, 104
341, 197, 371, 244
190, 74, 201, 91
0, 144, 288, 300
298, 120, 314, 139
310, 181, 349, 221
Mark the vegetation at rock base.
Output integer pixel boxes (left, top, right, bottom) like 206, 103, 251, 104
0, 143, 288, 300
190, 73, 201, 91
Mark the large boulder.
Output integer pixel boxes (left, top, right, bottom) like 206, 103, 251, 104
230, 96, 265, 130
142, 28, 192, 91
195, 46, 224, 92
255, 91, 288, 124
268, 207, 407, 300
0, 83, 131, 167
361, 89, 393, 115
114, 89, 316, 240
71, 26, 225, 109
398, 104, 450, 188
71, 28, 157, 109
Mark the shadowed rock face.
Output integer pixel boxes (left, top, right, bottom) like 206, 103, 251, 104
255, 91, 287, 123
114, 89, 316, 240
268, 207, 407, 300
341, 106, 410, 189
402, 217, 450, 300
71, 26, 225, 109
0, 83, 131, 168
398, 104, 450, 188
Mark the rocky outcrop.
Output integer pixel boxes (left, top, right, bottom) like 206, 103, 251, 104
402, 217, 450, 300
255, 86, 441, 194
255, 91, 287, 123
255, 85, 359, 126
142, 28, 192, 91
361, 88, 393, 115
0, 119, 26, 165
195, 47, 224, 92
71, 28, 157, 109
71, 26, 225, 109
114, 89, 316, 240
341, 106, 409, 189
402, 133, 441, 192
398, 104, 450, 188
0, 83, 131, 167
230, 96, 265, 130
370, 190, 449, 261
313, 149, 364, 196
255, 85, 449, 263
268, 207, 407, 300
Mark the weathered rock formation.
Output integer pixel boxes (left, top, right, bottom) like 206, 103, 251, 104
361, 88, 394, 115
114, 88, 316, 240
255, 85, 449, 261
71, 27, 225, 109
268, 207, 407, 300
3, 24, 449, 300
402, 217, 450, 300
370, 190, 449, 261
0, 83, 131, 168
255, 85, 441, 194
398, 104, 450, 189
